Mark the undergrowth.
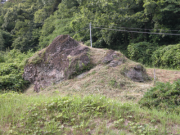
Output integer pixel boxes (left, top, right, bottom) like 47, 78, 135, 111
1, 92, 180, 135
0, 49, 34, 92
139, 79, 180, 113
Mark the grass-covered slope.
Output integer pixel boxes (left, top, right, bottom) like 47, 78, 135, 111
1, 92, 180, 135
1, 48, 180, 135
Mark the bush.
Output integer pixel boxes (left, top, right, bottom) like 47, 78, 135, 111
139, 80, 180, 113
127, 42, 157, 66
0, 49, 34, 92
0, 63, 29, 91
152, 44, 180, 69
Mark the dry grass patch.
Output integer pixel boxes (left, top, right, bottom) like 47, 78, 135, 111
26, 61, 152, 103
147, 68, 180, 83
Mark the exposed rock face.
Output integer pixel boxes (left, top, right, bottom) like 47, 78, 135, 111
23, 35, 90, 92
102, 50, 125, 67
123, 65, 149, 82
102, 50, 149, 82
23, 36, 150, 92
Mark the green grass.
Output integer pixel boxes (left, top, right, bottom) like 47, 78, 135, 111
1, 92, 180, 134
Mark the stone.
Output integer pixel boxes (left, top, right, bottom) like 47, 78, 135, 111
124, 65, 149, 82
109, 60, 123, 67
77, 71, 88, 79
23, 35, 91, 92
102, 50, 125, 67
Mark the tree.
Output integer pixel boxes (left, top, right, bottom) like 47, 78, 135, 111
0, 30, 4, 51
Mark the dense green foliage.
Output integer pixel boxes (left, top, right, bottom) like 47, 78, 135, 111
127, 42, 157, 66
128, 43, 180, 68
0, 0, 62, 52
0, 49, 34, 91
1, 0, 180, 52
69, 0, 180, 50
152, 44, 180, 69
139, 80, 180, 113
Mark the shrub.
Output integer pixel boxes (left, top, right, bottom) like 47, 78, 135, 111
127, 42, 157, 66
0, 49, 34, 92
139, 79, 180, 113
152, 44, 180, 69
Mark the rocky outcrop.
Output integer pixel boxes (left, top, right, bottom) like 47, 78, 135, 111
102, 50, 125, 67
123, 65, 150, 82
23, 35, 150, 92
23, 35, 91, 92
101, 50, 149, 82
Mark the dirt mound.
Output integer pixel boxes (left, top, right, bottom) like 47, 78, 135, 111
23, 35, 149, 92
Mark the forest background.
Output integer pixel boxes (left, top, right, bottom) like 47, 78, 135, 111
0, 0, 180, 91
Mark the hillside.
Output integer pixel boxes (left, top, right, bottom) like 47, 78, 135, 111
21, 35, 149, 101
1, 0, 180, 134
1, 0, 180, 92
1, 36, 180, 135
24, 36, 180, 103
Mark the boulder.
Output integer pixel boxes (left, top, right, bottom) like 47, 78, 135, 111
123, 65, 149, 82
23, 35, 91, 92
102, 50, 125, 67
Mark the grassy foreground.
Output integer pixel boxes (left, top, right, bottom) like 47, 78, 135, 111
1, 92, 180, 135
